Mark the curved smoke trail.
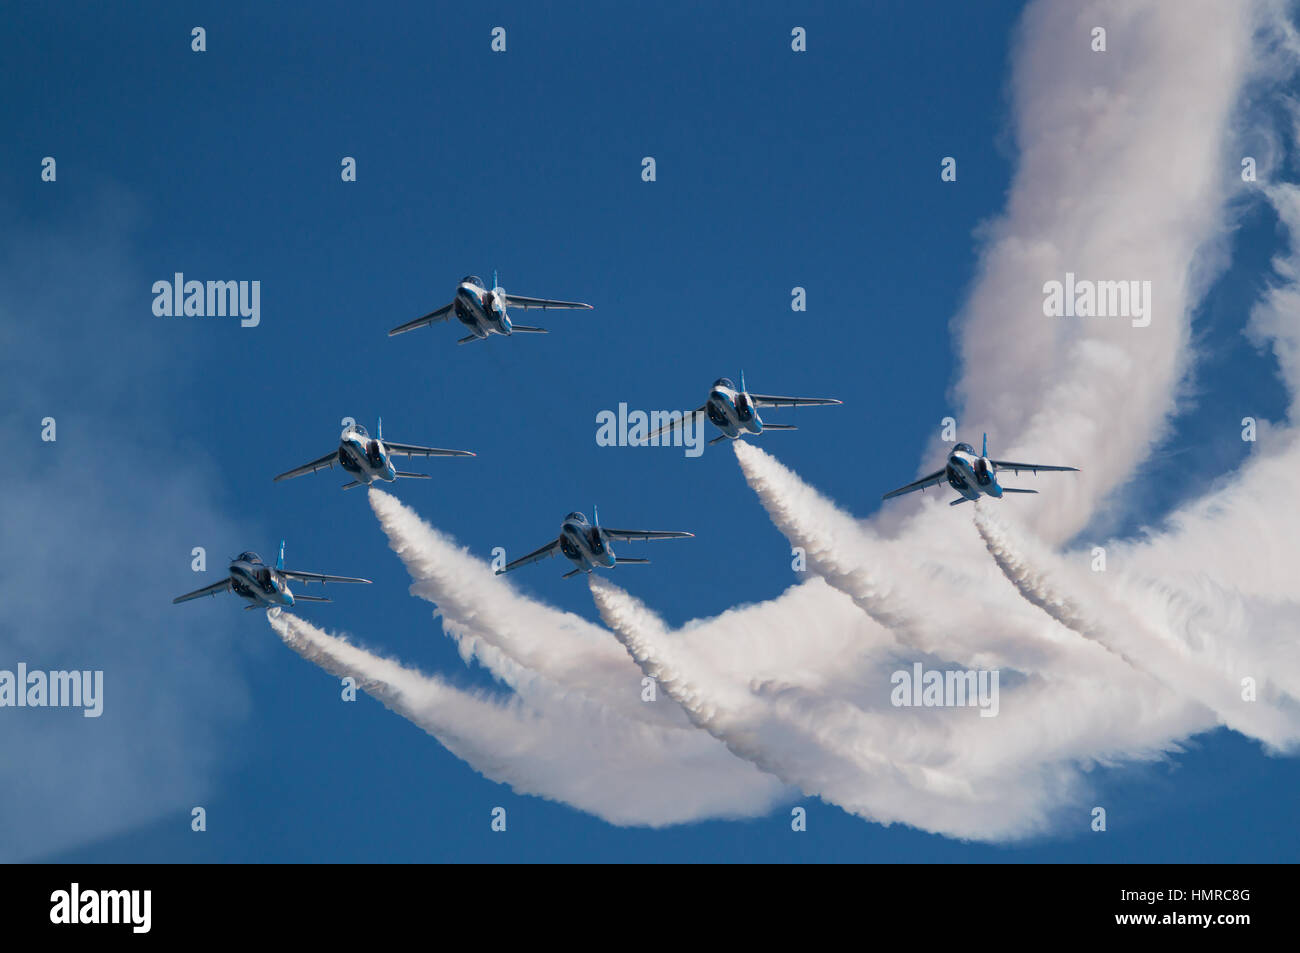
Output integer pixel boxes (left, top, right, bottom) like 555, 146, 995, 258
368, 487, 688, 728
971, 504, 1300, 748
589, 575, 1179, 840
267, 610, 789, 825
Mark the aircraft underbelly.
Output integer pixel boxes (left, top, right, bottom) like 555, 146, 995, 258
455, 297, 483, 330
343, 446, 377, 483
718, 409, 741, 437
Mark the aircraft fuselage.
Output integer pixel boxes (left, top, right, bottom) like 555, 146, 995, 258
454, 280, 512, 339
557, 514, 616, 573
228, 554, 295, 607
945, 445, 1002, 501
705, 383, 764, 440
337, 427, 397, 485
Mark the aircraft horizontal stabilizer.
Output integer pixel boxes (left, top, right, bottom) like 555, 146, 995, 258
761, 424, 798, 431
561, 567, 583, 579
1000, 487, 1039, 494
614, 557, 650, 565
341, 480, 363, 490
949, 497, 971, 506
394, 471, 433, 479
507, 325, 548, 334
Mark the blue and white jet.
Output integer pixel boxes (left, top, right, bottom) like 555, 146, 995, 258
644, 372, 842, 447
388, 272, 593, 344
171, 542, 371, 609
496, 508, 694, 579
882, 434, 1079, 506
274, 419, 475, 490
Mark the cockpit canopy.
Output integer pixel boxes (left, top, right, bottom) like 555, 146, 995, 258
348, 424, 369, 438
462, 275, 484, 287
237, 551, 261, 564
953, 442, 975, 454
564, 511, 587, 523
712, 377, 736, 390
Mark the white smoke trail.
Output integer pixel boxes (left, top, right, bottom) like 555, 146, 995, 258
972, 504, 1300, 748
267, 610, 789, 825
589, 576, 1199, 840
368, 487, 687, 728
944, 0, 1260, 545
362, 488, 797, 816
734, 440, 1125, 679
1110, 179, 1300, 596
739, 433, 1298, 741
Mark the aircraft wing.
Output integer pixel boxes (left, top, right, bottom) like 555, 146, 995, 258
749, 394, 843, 408
274, 450, 338, 482
990, 460, 1080, 475
389, 302, 454, 336
643, 406, 706, 443
882, 468, 948, 500
502, 293, 593, 311
496, 538, 561, 574
278, 569, 373, 585
603, 529, 695, 542
172, 578, 232, 604
384, 442, 476, 459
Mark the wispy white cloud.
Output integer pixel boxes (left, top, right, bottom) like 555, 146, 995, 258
0, 196, 257, 861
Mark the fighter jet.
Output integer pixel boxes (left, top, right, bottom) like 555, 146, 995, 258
172, 542, 371, 609
882, 434, 1079, 506
644, 371, 842, 447
274, 418, 474, 490
388, 271, 592, 344
496, 508, 693, 578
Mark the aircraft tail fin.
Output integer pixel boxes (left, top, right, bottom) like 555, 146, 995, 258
761, 424, 798, 431
378, 417, 383, 441
276, 540, 286, 570
457, 334, 483, 345
593, 503, 599, 528
708, 433, 731, 446
507, 325, 548, 334
614, 557, 650, 565
561, 567, 583, 579
949, 497, 972, 506
982, 432, 988, 457
740, 368, 747, 394
1001, 487, 1038, 495
341, 480, 364, 490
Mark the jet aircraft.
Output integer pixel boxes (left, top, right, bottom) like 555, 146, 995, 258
882, 434, 1079, 506
274, 419, 474, 489
388, 271, 592, 344
496, 508, 693, 578
643, 372, 842, 447
172, 542, 371, 609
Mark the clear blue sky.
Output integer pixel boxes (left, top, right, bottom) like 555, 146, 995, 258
3, 0, 1297, 862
